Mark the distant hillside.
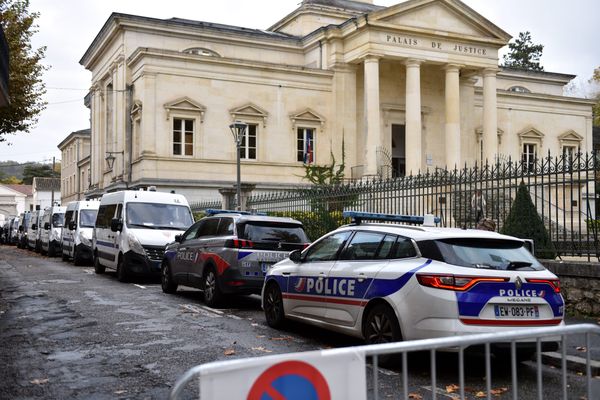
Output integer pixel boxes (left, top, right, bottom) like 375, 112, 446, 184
0, 161, 54, 180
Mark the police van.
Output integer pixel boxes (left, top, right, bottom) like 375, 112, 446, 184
62, 200, 100, 265
27, 210, 43, 251
93, 190, 194, 282
16, 211, 31, 248
40, 205, 66, 256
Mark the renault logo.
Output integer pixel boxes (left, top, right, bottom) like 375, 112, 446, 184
515, 276, 523, 290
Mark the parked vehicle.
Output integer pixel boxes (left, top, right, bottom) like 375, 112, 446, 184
40, 206, 66, 256
0, 220, 10, 244
262, 211, 564, 360
9, 216, 20, 245
61, 200, 100, 265
161, 209, 309, 307
27, 210, 43, 251
16, 212, 31, 249
93, 190, 194, 282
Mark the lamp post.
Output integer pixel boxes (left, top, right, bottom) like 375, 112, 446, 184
105, 151, 123, 170
229, 121, 247, 211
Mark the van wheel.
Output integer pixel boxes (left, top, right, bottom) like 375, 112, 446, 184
263, 282, 286, 328
203, 267, 223, 307
73, 249, 83, 266
62, 251, 69, 262
94, 254, 105, 274
116, 256, 129, 283
48, 245, 55, 257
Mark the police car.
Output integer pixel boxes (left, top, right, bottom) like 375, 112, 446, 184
161, 210, 309, 307
262, 211, 564, 356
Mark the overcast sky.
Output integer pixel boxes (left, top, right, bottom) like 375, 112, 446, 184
0, 0, 598, 164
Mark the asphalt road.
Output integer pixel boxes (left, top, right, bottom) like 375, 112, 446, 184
1, 244, 599, 399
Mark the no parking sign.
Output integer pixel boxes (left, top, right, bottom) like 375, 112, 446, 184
198, 348, 366, 399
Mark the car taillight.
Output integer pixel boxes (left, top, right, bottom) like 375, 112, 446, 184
225, 239, 254, 249
417, 274, 508, 291
526, 278, 561, 293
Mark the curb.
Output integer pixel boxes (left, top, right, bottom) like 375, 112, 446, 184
541, 352, 600, 376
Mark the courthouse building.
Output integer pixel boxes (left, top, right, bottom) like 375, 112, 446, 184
80, 0, 594, 202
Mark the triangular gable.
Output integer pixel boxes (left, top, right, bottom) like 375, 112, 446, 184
370, 0, 511, 43
230, 103, 269, 127
289, 109, 325, 124
0, 184, 27, 197
558, 130, 583, 143
164, 97, 206, 122
518, 127, 544, 144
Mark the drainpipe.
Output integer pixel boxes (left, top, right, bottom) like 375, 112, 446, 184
126, 84, 133, 188
319, 40, 323, 69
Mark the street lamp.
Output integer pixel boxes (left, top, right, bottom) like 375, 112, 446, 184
229, 121, 247, 211
105, 151, 123, 170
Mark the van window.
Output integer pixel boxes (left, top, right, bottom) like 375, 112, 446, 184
125, 202, 193, 230
80, 210, 98, 228
96, 204, 117, 228
64, 211, 74, 227
52, 213, 65, 227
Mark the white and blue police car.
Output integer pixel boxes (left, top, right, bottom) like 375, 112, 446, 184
262, 211, 564, 358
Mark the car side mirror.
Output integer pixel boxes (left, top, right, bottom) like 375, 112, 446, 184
18, 226, 24, 232
110, 218, 123, 232
69, 221, 77, 230
289, 249, 303, 264
44, 222, 50, 230
174, 234, 182, 243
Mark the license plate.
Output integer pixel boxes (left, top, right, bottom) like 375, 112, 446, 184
494, 305, 539, 318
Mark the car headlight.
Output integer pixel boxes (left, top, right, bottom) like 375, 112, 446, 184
128, 233, 146, 256
79, 232, 91, 247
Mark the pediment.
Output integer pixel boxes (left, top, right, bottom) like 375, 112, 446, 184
558, 130, 583, 142
164, 97, 206, 113
289, 109, 325, 124
230, 103, 268, 118
371, 0, 511, 42
518, 127, 545, 143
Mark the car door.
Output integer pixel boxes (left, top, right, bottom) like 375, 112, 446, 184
286, 230, 352, 321
325, 231, 394, 327
171, 220, 204, 285
188, 218, 220, 288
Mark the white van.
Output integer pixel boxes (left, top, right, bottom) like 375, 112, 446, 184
93, 190, 194, 282
27, 210, 42, 251
62, 200, 100, 265
40, 206, 66, 256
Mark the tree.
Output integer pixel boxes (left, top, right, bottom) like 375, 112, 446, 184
502, 31, 544, 71
21, 163, 55, 184
302, 138, 345, 186
501, 182, 556, 259
591, 66, 600, 126
0, 175, 21, 183
0, 0, 47, 139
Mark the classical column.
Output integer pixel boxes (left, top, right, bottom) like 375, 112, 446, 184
482, 68, 498, 162
445, 64, 461, 169
405, 59, 422, 174
363, 56, 381, 176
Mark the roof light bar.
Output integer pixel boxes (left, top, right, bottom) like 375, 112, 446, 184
204, 209, 252, 216
342, 211, 441, 226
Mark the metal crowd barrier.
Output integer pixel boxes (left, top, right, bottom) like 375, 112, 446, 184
170, 323, 600, 400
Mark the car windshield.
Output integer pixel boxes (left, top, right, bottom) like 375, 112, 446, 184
126, 202, 193, 230
418, 238, 544, 271
238, 222, 308, 243
52, 213, 64, 227
80, 210, 98, 228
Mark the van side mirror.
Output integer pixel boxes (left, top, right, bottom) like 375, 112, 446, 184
110, 218, 123, 232
69, 221, 77, 230
18, 226, 24, 232
44, 222, 50, 230
289, 249, 303, 264
31, 224, 37, 230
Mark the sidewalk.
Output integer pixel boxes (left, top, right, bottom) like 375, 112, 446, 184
542, 316, 600, 374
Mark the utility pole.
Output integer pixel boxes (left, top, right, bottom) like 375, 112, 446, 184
51, 156, 55, 205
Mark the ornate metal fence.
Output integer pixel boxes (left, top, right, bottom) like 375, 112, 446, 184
194, 151, 600, 260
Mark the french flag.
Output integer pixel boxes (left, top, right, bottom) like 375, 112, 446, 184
304, 132, 313, 164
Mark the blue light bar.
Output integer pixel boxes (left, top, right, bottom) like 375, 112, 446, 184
342, 211, 441, 226
204, 209, 251, 216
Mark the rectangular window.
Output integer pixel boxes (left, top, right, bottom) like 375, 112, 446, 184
239, 123, 257, 160
522, 143, 536, 173
297, 127, 315, 164
173, 118, 194, 156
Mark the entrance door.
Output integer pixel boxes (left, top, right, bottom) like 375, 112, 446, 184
392, 124, 406, 177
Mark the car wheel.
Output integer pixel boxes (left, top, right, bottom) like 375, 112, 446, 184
73, 249, 82, 266
161, 262, 178, 294
203, 267, 223, 307
47, 245, 55, 257
116, 256, 128, 283
62, 251, 69, 262
364, 303, 402, 366
94, 254, 105, 274
263, 282, 286, 328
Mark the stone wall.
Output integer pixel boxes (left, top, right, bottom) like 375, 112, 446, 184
543, 261, 600, 317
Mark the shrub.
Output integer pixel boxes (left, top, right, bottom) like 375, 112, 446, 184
501, 182, 556, 259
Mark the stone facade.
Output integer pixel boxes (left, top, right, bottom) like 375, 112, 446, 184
57, 129, 91, 204
79, 0, 594, 202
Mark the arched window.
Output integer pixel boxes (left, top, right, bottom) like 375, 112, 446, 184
182, 47, 220, 57
508, 85, 531, 93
